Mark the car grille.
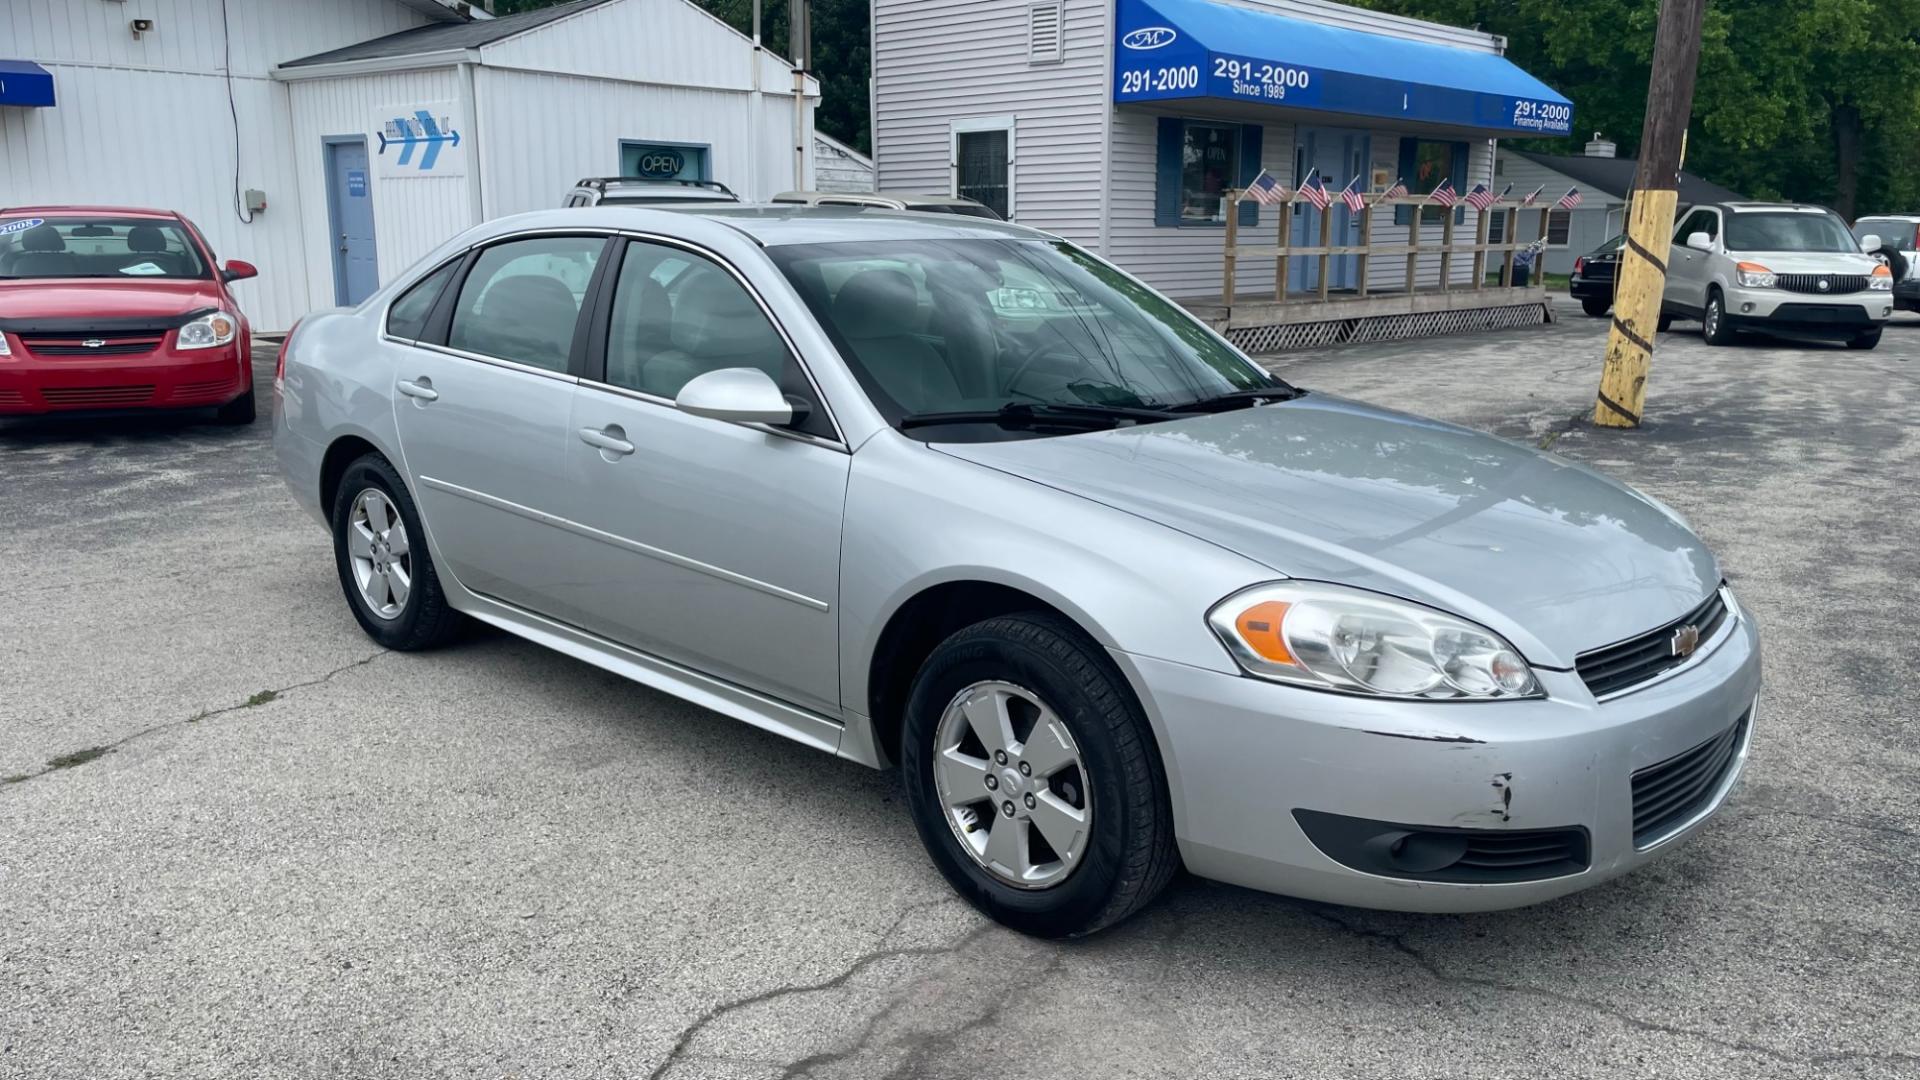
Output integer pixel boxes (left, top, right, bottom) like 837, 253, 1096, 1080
0, 389, 25, 406
1632, 709, 1750, 846
1775, 273, 1868, 295
20, 333, 167, 357
171, 379, 234, 402
1452, 828, 1590, 876
1577, 588, 1730, 699
40, 385, 156, 406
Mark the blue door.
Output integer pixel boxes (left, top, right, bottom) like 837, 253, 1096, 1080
1290, 129, 1369, 293
325, 138, 379, 305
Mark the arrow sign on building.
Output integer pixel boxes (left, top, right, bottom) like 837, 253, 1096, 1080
373, 103, 466, 177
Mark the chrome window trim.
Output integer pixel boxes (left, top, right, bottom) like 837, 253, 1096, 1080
403, 339, 583, 384
373, 225, 625, 351
591, 228, 848, 447
1588, 585, 1741, 704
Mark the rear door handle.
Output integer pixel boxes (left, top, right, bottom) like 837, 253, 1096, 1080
578, 425, 635, 456
396, 378, 438, 401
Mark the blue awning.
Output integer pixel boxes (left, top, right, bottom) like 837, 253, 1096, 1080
0, 61, 55, 108
1114, 0, 1572, 136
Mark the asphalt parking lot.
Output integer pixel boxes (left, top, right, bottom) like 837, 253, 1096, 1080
3, 308, 1917, 1080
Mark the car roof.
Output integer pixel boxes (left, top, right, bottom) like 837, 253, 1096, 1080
1855, 214, 1920, 221
1, 205, 179, 219
679, 205, 1049, 246
1712, 202, 1837, 214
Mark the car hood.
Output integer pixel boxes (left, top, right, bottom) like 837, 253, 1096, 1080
1727, 250, 1883, 275
933, 395, 1721, 668
0, 279, 223, 322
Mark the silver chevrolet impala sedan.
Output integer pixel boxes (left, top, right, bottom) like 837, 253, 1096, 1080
274, 207, 1760, 937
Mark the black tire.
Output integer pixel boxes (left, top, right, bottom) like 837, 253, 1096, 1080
900, 612, 1179, 938
330, 454, 463, 650
214, 387, 256, 425
1580, 295, 1611, 318
1701, 290, 1735, 346
1847, 328, 1883, 350
1657, 313, 1675, 334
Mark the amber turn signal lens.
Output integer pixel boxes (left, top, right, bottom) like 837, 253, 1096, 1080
1872, 263, 1892, 277
1234, 601, 1295, 665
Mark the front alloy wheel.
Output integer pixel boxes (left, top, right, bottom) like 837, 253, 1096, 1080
932, 681, 1092, 889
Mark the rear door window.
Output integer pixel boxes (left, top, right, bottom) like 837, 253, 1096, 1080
386, 260, 461, 340
446, 236, 603, 372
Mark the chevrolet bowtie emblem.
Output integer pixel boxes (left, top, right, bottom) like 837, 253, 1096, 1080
1671, 624, 1701, 658
81, 338, 106, 348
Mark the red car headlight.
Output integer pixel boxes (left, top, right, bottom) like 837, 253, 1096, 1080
178, 310, 238, 350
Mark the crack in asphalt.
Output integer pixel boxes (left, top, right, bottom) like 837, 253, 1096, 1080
1749, 806, 1920, 842
1306, 907, 1920, 1069
646, 897, 986, 1080
872, 949, 1068, 1080
0, 651, 388, 789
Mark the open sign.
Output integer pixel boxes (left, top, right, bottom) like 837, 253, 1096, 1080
634, 149, 687, 179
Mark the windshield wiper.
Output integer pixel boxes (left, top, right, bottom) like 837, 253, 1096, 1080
1163, 385, 1306, 413
898, 401, 1180, 431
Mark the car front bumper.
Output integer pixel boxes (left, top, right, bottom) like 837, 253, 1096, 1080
1717, 285, 1893, 334
0, 341, 249, 414
1114, 607, 1761, 913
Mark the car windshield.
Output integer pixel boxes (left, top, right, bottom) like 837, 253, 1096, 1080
771, 237, 1293, 438
0, 215, 209, 280
1724, 212, 1857, 253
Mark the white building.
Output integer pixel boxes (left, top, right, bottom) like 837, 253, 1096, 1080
874, 0, 1575, 336
1, 0, 817, 331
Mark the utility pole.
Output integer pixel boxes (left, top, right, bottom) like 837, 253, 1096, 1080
1593, 0, 1708, 428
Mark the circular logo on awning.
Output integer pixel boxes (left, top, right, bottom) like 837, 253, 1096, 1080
633, 149, 686, 179
1121, 26, 1177, 49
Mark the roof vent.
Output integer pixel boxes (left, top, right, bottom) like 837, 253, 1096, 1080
1585, 132, 1617, 158
1028, 2, 1064, 64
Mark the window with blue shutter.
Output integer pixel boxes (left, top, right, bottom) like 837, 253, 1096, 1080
1154, 118, 1263, 227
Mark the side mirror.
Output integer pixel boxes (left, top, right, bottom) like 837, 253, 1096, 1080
221, 259, 259, 283
675, 366, 794, 426
1859, 233, 1883, 252
1685, 232, 1713, 252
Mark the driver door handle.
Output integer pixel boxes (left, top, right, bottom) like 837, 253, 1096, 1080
396, 378, 438, 401
578, 425, 635, 456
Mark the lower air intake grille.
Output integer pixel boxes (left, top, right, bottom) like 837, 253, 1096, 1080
1632, 709, 1750, 846
40, 385, 156, 406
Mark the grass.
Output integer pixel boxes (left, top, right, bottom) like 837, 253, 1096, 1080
1483, 270, 1570, 290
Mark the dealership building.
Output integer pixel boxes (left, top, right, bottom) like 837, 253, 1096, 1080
874, 0, 1575, 346
2, 0, 818, 331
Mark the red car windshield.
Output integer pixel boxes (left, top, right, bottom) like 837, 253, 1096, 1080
0, 216, 209, 280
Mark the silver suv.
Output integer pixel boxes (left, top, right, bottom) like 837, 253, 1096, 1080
1663, 202, 1893, 349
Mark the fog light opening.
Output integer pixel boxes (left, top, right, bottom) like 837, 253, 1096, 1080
1740, 302, 1755, 313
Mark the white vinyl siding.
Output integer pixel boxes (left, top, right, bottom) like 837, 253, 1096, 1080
874, 0, 1108, 239
1496, 152, 1626, 274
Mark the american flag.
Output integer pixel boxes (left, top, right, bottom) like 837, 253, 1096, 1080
1520, 183, 1547, 206
1380, 176, 1408, 201
1463, 183, 1497, 211
1428, 179, 1457, 208
1243, 169, 1288, 206
1299, 169, 1332, 210
1555, 186, 1583, 210
1339, 174, 1367, 212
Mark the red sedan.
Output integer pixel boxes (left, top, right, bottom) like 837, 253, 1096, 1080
0, 206, 259, 422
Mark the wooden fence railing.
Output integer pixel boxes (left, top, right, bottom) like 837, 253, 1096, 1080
1221, 193, 1554, 306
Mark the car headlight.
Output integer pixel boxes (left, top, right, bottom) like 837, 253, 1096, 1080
1735, 262, 1775, 289
1869, 265, 1893, 291
0, 333, 11, 358
177, 310, 238, 350
1207, 581, 1541, 700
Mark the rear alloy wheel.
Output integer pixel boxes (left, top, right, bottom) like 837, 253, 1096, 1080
331, 454, 463, 650
1702, 291, 1735, 346
902, 613, 1179, 937
1847, 328, 1883, 350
